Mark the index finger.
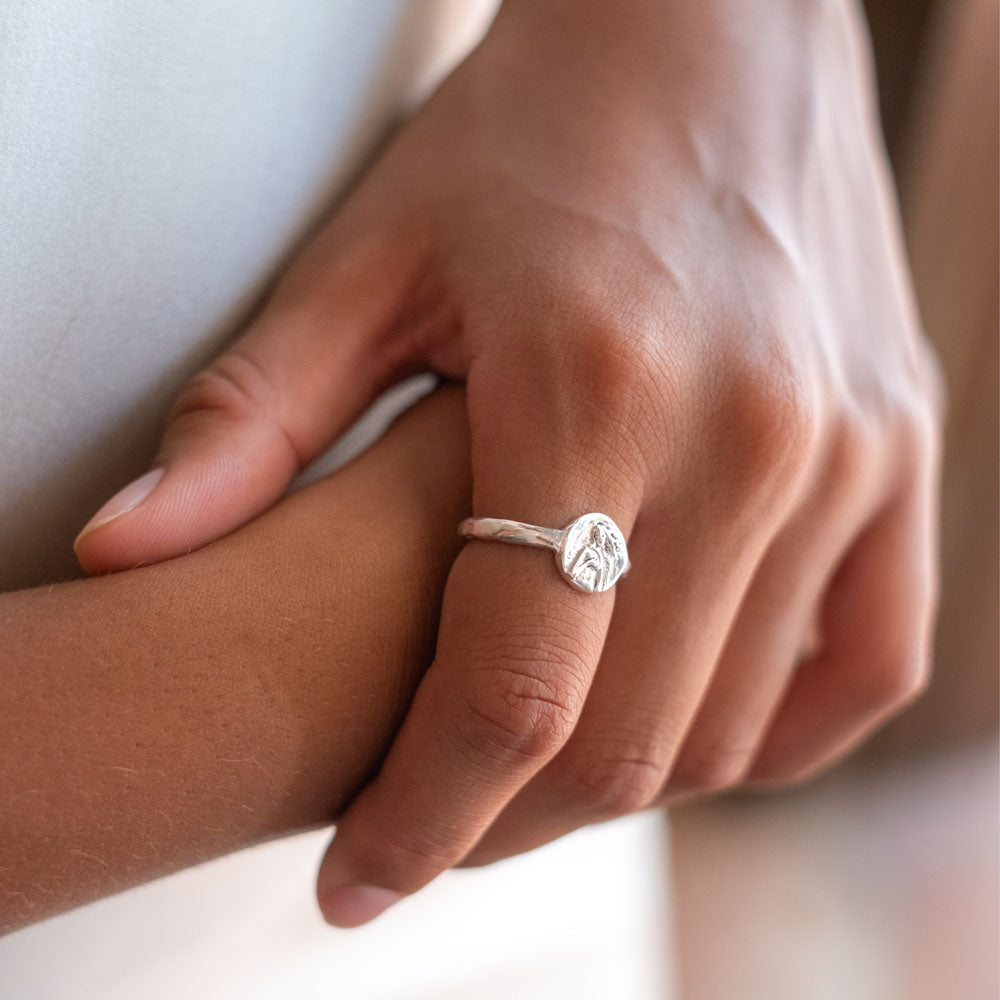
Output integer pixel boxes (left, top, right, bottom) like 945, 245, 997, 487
314, 355, 642, 924
315, 519, 625, 926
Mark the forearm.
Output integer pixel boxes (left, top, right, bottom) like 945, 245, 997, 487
0, 389, 469, 934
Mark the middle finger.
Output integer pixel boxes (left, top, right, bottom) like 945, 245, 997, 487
461, 496, 771, 865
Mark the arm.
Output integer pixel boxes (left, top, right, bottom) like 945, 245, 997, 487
0, 387, 469, 935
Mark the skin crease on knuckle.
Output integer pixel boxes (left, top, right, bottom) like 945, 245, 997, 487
170, 350, 276, 428
560, 747, 669, 820
352, 830, 458, 893
163, 349, 306, 471
454, 647, 590, 767
668, 740, 754, 796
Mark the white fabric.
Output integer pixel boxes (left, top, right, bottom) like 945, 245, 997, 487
0, 816, 672, 1000
0, 2, 673, 995
0, 0, 495, 588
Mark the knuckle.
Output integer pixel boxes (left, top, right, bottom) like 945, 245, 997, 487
894, 394, 940, 473
822, 405, 878, 496
458, 690, 573, 764
563, 750, 666, 819
563, 316, 664, 444
457, 654, 587, 764
166, 349, 306, 469
574, 320, 655, 394
572, 308, 664, 400
755, 756, 826, 788
355, 833, 454, 893
716, 349, 820, 499
170, 349, 275, 425
671, 738, 754, 793
855, 646, 931, 712
478, 311, 660, 490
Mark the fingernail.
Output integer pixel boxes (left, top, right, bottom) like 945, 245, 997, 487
75, 468, 165, 544
318, 884, 403, 928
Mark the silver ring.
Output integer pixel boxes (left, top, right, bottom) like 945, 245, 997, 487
458, 512, 631, 593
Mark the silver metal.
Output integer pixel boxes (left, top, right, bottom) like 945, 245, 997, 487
459, 512, 631, 594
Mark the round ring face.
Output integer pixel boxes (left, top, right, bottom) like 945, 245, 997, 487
558, 513, 629, 593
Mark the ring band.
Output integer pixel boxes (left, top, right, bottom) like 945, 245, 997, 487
459, 512, 630, 593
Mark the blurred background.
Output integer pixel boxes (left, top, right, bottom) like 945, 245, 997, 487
669, 0, 999, 996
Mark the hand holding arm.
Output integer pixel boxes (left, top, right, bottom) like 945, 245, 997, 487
75, 0, 943, 926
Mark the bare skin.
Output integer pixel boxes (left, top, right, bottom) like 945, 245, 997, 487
0, 389, 469, 935
75, 0, 943, 928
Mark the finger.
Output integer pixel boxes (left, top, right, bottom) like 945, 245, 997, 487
458, 492, 771, 866
663, 518, 853, 797
665, 428, 882, 797
314, 351, 641, 927
458, 370, 830, 866
74, 216, 429, 574
748, 481, 937, 784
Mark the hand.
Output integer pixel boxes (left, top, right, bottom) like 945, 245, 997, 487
3, 388, 471, 932
74, 0, 944, 926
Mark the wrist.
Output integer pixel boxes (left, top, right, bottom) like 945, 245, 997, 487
488, 0, 869, 158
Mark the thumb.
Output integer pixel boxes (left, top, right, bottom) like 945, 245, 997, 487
75, 233, 420, 574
